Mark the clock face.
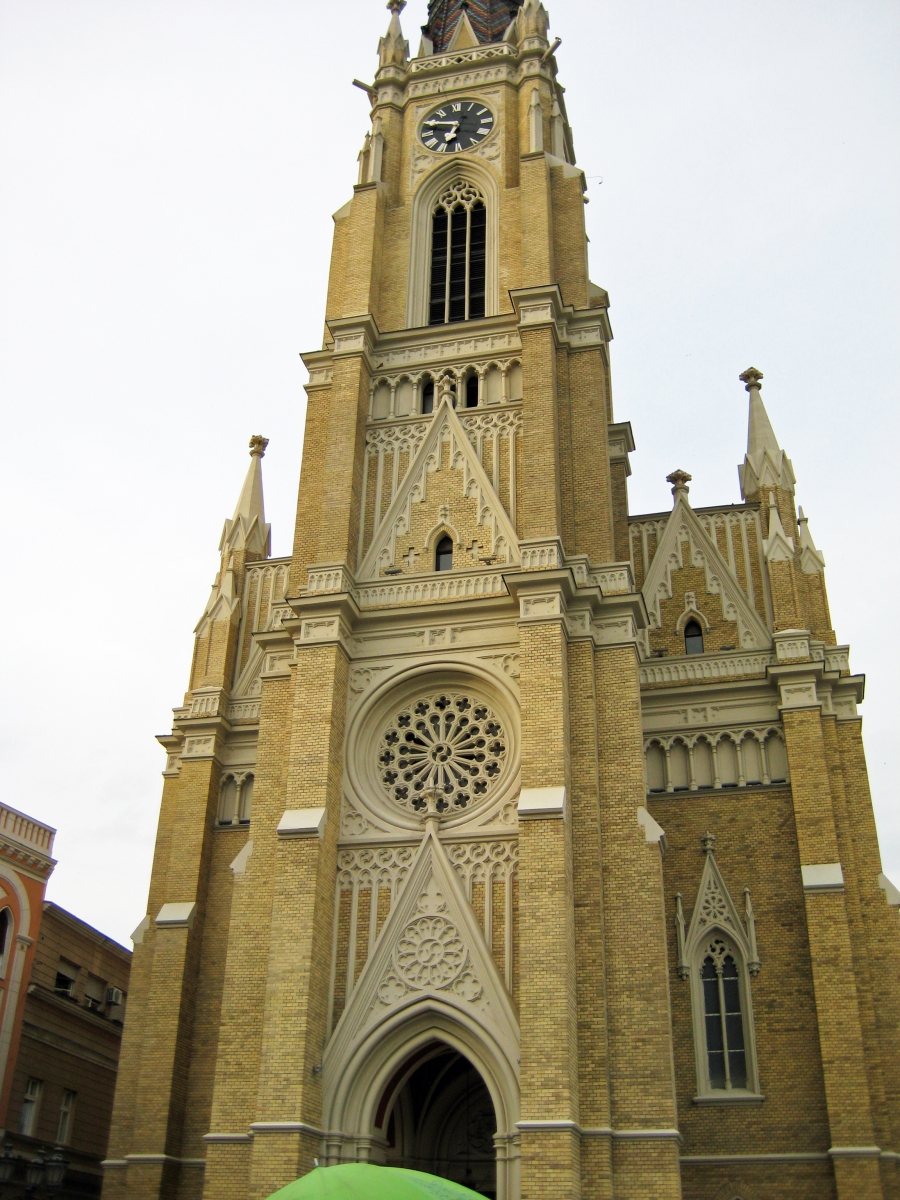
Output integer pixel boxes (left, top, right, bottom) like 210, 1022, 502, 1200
420, 102, 495, 154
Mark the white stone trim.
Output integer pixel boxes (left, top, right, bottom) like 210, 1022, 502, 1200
636, 806, 665, 846
517, 787, 566, 820
249, 1121, 326, 1137
202, 1133, 253, 1143
277, 809, 327, 840
155, 902, 197, 930
878, 872, 900, 907
681, 1151, 827, 1164
131, 915, 151, 944
828, 1145, 882, 1158
124, 1154, 206, 1166
801, 863, 844, 893
229, 841, 253, 874
515, 1122, 680, 1141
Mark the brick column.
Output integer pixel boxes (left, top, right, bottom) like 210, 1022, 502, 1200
567, 638, 614, 1200
201, 668, 294, 1200
108, 754, 220, 1200
516, 588, 581, 1200
834, 719, 900, 1189
594, 641, 682, 1200
248, 635, 350, 1199
780, 692, 884, 1200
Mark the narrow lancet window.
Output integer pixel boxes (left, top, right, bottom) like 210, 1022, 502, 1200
421, 380, 435, 414
428, 183, 487, 325
435, 536, 453, 572
702, 944, 748, 1090
684, 618, 704, 655
465, 374, 479, 407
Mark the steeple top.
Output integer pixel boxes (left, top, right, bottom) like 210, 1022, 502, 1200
740, 367, 781, 465
422, 0, 523, 55
221, 434, 271, 560
737, 367, 796, 499
666, 469, 692, 500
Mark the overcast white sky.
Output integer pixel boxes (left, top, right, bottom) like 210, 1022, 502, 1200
1, 0, 897, 946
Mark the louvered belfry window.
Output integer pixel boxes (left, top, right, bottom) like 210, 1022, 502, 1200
429, 181, 486, 325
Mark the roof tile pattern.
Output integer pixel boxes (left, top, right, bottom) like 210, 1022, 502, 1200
423, 0, 522, 53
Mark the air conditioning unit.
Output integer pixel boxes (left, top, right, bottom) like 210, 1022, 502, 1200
106, 987, 124, 1006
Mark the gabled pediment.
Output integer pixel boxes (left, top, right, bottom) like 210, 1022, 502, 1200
323, 825, 519, 1074
642, 495, 772, 650
358, 395, 519, 581
686, 851, 748, 953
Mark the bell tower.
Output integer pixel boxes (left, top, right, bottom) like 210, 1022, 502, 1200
103, 2, 900, 1199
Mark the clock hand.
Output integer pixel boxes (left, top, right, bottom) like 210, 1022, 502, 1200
443, 123, 460, 141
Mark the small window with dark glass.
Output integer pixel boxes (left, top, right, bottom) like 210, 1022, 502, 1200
435, 536, 453, 572
702, 947, 748, 1090
429, 182, 487, 326
684, 619, 704, 656
421, 380, 435, 414
465, 374, 479, 408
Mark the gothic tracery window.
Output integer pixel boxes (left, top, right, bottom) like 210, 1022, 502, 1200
701, 937, 748, 1090
377, 692, 508, 814
677, 837, 762, 1100
429, 182, 487, 326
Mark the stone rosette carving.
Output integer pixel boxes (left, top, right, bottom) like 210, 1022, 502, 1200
395, 914, 466, 989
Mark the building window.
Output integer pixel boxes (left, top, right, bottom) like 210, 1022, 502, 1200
435, 536, 453, 572
56, 1090, 76, 1145
83, 974, 106, 1014
428, 183, 486, 325
465, 374, 479, 408
218, 776, 238, 825
238, 775, 254, 824
701, 940, 747, 1089
55, 960, 78, 999
0, 908, 10, 978
676, 836, 762, 1101
684, 619, 704, 655
421, 380, 435, 414
20, 1079, 42, 1137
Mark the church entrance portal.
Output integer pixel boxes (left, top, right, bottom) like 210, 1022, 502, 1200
377, 1042, 497, 1198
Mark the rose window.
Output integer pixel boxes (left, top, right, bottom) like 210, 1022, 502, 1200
378, 692, 507, 813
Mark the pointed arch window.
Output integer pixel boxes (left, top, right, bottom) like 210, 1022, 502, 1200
701, 938, 748, 1090
435, 536, 453, 572
676, 835, 763, 1102
684, 618, 704, 655
429, 182, 486, 325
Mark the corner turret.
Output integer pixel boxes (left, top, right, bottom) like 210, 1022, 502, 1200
193, 435, 270, 689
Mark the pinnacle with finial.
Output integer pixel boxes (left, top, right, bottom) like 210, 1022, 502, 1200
249, 434, 269, 458
739, 367, 763, 392
666, 469, 692, 498
701, 831, 717, 855
386, 0, 406, 13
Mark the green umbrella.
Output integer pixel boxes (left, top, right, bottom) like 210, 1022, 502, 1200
266, 1163, 489, 1200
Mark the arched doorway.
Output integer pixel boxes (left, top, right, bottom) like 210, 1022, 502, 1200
376, 1042, 496, 1198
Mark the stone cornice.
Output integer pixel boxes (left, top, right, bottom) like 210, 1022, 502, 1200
510, 284, 612, 348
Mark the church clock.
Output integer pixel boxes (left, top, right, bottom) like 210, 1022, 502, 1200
419, 101, 494, 153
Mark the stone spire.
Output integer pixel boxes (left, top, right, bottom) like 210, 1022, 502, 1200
421, 0, 523, 55
220, 435, 271, 560
379, 0, 409, 70
737, 367, 795, 499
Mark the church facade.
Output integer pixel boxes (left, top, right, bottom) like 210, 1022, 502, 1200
102, 2, 900, 1198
